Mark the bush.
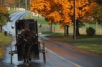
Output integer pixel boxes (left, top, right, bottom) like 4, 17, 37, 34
86, 27, 95, 36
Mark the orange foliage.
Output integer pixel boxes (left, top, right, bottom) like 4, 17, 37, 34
30, 0, 91, 26
0, 4, 9, 26
6, 0, 18, 6
86, 2, 98, 16
81, 2, 98, 23
0, 5, 8, 14
7, 0, 15, 5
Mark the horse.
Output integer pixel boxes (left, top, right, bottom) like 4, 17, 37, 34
16, 29, 36, 66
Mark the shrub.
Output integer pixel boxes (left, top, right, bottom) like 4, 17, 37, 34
86, 27, 95, 36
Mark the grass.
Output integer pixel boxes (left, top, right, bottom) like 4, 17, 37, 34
8, 9, 17, 14
74, 44, 102, 55
45, 32, 102, 55
0, 32, 12, 59
41, 31, 64, 36
23, 13, 49, 25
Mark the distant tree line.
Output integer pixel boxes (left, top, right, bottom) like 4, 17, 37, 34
0, 0, 30, 10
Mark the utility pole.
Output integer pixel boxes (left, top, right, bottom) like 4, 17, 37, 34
73, 0, 76, 40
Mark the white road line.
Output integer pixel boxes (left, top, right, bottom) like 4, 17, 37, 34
39, 38, 81, 67
46, 48, 82, 67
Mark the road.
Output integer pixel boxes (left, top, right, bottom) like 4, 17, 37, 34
1, 35, 102, 67
2, 11, 29, 35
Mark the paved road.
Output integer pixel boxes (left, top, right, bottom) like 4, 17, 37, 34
40, 34, 102, 67
1, 35, 102, 67
2, 11, 29, 35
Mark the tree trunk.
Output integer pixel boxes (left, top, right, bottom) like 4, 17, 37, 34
95, 21, 98, 34
50, 22, 52, 32
64, 25, 69, 36
76, 19, 80, 36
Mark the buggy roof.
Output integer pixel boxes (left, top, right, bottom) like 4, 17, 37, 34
15, 19, 37, 29
16, 19, 37, 24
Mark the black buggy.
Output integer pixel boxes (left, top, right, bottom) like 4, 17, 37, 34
9, 19, 46, 66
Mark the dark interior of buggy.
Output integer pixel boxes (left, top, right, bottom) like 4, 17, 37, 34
15, 19, 39, 62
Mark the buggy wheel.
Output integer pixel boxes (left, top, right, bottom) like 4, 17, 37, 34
9, 51, 13, 64
10, 54, 13, 64
41, 38, 46, 64
42, 50, 46, 64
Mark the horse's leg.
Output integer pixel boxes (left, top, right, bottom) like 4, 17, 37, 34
27, 45, 32, 60
25, 61, 29, 66
25, 46, 30, 66
22, 45, 27, 64
25, 44, 32, 66
23, 54, 26, 64
24, 55, 29, 66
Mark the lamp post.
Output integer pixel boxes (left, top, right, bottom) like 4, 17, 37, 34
73, 0, 76, 40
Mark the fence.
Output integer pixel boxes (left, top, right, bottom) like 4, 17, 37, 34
38, 25, 102, 35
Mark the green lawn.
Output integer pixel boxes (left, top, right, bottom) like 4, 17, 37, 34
46, 33, 102, 55
67, 37, 102, 55
0, 32, 11, 46
0, 32, 12, 59
8, 9, 17, 14
74, 44, 102, 55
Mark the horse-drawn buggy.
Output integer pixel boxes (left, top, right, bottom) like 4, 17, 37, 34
9, 19, 46, 66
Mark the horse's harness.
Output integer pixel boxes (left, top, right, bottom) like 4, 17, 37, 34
17, 30, 36, 55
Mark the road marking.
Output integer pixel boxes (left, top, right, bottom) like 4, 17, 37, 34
39, 39, 81, 67
46, 48, 82, 67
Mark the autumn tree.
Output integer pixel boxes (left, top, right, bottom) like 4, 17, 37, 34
5, 0, 18, 10
93, 6, 102, 24
0, 4, 9, 31
30, 0, 92, 37
16, 0, 30, 9
81, 2, 98, 23
81, 1, 102, 33
91, 5, 102, 33
94, 0, 102, 5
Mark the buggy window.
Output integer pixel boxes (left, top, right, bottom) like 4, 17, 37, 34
29, 22, 37, 33
15, 19, 37, 36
